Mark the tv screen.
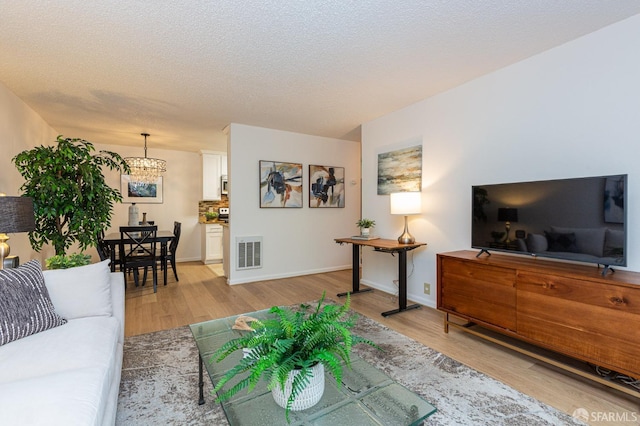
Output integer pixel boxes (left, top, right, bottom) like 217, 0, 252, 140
472, 174, 627, 268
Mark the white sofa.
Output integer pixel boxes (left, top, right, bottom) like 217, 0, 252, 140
0, 259, 124, 426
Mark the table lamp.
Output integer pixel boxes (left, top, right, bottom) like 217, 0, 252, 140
497, 207, 518, 243
0, 195, 36, 270
390, 192, 422, 244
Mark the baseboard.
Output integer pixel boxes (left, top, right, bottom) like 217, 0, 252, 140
227, 265, 351, 285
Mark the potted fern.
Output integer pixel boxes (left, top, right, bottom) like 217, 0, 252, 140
210, 292, 377, 423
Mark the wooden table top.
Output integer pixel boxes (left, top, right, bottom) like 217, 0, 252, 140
335, 237, 426, 251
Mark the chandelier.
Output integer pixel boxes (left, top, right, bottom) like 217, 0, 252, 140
124, 133, 166, 184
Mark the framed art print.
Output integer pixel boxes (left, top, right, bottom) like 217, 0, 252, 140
377, 144, 422, 195
259, 160, 303, 208
309, 165, 345, 208
121, 175, 163, 204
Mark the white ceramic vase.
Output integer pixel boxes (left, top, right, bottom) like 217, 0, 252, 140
271, 363, 325, 411
361, 227, 370, 237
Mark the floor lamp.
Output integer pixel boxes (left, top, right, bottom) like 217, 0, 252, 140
390, 192, 422, 244
0, 195, 36, 270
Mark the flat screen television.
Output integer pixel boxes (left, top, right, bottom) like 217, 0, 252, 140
472, 174, 627, 271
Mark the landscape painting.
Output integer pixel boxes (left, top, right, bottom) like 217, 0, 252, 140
259, 160, 303, 208
377, 145, 422, 195
309, 165, 345, 208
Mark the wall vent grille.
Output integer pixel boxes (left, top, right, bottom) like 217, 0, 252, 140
236, 236, 263, 270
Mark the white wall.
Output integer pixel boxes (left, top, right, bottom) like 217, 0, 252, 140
361, 15, 640, 308
227, 124, 361, 284
0, 82, 59, 264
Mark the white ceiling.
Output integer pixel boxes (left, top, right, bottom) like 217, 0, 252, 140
2, 1, 639, 153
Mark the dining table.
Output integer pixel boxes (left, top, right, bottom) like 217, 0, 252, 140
103, 230, 175, 286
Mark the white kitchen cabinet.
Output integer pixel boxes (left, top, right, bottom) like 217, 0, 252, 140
201, 152, 222, 200
221, 154, 228, 176
202, 224, 223, 264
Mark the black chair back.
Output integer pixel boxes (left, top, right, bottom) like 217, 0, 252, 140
96, 230, 110, 261
170, 221, 181, 253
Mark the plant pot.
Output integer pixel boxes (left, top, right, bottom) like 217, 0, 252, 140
271, 363, 325, 411
361, 227, 370, 237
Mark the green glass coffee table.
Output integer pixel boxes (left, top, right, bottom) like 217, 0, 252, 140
190, 310, 437, 425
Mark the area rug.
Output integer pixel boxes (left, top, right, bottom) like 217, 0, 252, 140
116, 309, 583, 425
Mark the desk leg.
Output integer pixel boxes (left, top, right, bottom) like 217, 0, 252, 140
381, 250, 421, 317
198, 354, 205, 405
338, 244, 373, 297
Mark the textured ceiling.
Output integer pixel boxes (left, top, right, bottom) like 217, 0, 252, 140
2, 1, 639, 153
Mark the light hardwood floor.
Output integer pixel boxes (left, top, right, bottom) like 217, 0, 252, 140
124, 262, 639, 425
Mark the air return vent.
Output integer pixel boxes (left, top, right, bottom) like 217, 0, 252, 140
236, 236, 263, 270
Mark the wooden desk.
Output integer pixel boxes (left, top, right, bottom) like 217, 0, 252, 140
334, 237, 426, 317
104, 230, 175, 285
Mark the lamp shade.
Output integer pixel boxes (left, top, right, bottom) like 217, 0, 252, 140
390, 192, 422, 215
0, 196, 36, 233
497, 207, 518, 223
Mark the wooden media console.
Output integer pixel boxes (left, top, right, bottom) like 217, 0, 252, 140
437, 250, 640, 397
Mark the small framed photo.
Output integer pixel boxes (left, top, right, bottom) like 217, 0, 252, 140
259, 160, 303, 208
309, 165, 345, 208
121, 175, 163, 204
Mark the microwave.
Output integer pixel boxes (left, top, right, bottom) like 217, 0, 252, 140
221, 175, 228, 195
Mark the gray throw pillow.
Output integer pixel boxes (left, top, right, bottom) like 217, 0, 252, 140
0, 259, 67, 346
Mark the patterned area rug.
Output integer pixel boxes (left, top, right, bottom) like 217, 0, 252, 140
116, 309, 583, 425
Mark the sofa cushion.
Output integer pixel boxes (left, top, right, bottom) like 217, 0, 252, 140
0, 316, 120, 383
545, 231, 579, 253
604, 229, 624, 257
0, 367, 110, 426
0, 260, 67, 346
43, 259, 113, 319
550, 226, 606, 257
526, 233, 548, 253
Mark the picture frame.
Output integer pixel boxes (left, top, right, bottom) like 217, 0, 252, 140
259, 160, 303, 208
377, 144, 422, 195
121, 175, 164, 204
309, 165, 345, 208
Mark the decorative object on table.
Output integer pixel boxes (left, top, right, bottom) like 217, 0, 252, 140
140, 213, 149, 225
45, 253, 92, 270
390, 192, 422, 244
309, 165, 345, 208
210, 292, 378, 423
497, 207, 518, 243
12, 136, 129, 256
259, 160, 303, 208
128, 203, 139, 226
204, 211, 218, 221
0, 195, 35, 270
355, 218, 375, 237
377, 144, 422, 195
121, 175, 163, 204
123, 133, 166, 186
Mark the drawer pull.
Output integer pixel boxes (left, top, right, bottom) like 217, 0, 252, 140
542, 283, 555, 289
609, 296, 626, 306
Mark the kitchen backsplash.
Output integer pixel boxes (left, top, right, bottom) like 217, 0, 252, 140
198, 196, 229, 216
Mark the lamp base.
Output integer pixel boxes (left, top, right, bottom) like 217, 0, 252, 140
397, 216, 415, 244
0, 234, 10, 271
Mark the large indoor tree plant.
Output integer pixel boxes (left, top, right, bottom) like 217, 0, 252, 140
211, 292, 378, 423
12, 136, 129, 255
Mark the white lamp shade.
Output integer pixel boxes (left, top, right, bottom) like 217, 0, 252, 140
390, 192, 422, 215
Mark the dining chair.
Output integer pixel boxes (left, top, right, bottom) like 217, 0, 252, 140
119, 225, 159, 292
96, 231, 111, 261
160, 221, 181, 282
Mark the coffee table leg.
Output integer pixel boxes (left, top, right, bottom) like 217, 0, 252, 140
198, 355, 205, 405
